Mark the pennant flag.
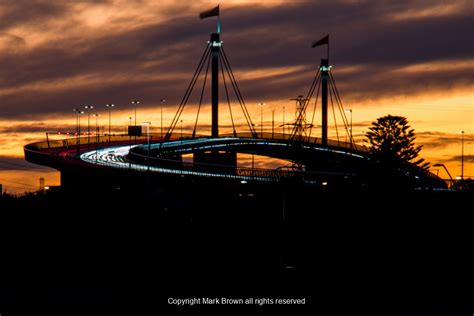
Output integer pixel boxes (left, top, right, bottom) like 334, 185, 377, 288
311, 34, 329, 48
200, 5, 220, 19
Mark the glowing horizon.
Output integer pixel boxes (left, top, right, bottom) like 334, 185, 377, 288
0, 0, 472, 193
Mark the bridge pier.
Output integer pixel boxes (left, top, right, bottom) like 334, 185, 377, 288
320, 58, 329, 146
210, 33, 221, 138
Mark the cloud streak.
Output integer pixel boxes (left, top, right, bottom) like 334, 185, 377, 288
0, 0, 471, 184
0, 0, 472, 120
417, 132, 473, 149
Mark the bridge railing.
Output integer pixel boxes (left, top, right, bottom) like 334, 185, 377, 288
125, 149, 355, 183
231, 132, 368, 152
25, 132, 366, 182
27, 133, 199, 152
30, 131, 368, 152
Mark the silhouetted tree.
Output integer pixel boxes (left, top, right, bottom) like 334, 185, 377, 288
365, 115, 429, 170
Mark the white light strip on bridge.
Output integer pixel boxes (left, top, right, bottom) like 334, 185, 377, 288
79, 138, 363, 182
79, 145, 271, 182
151, 137, 365, 159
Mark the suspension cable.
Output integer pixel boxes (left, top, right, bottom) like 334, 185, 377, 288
220, 47, 257, 137
219, 51, 248, 130
308, 74, 322, 141
219, 56, 237, 136
330, 77, 349, 135
329, 73, 352, 146
220, 51, 249, 131
193, 52, 211, 137
329, 76, 352, 149
289, 69, 321, 141
329, 81, 340, 145
165, 45, 211, 140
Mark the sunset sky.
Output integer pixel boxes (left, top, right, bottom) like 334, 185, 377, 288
0, 0, 472, 193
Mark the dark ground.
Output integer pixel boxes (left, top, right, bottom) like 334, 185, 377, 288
0, 185, 472, 315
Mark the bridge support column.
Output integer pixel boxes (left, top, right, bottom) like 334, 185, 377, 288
210, 33, 221, 138
320, 59, 329, 146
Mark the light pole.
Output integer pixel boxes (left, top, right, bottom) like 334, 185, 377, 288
127, 116, 132, 141
127, 116, 132, 168
142, 122, 151, 170
461, 130, 464, 180
180, 120, 183, 138
73, 108, 80, 137
106, 103, 115, 143
345, 108, 352, 145
93, 114, 100, 138
160, 99, 166, 141
131, 100, 140, 125
282, 106, 287, 139
93, 114, 100, 163
272, 109, 275, 139
258, 102, 265, 138
73, 108, 84, 155
433, 163, 455, 189
251, 124, 257, 171
141, 122, 151, 147
84, 105, 94, 149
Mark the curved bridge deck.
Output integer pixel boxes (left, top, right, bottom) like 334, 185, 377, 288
24, 132, 369, 185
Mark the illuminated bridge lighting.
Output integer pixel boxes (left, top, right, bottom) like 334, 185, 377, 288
80, 145, 272, 182
147, 137, 365, 159
78, 136, 363, 183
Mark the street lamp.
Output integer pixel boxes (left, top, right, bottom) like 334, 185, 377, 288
73, 108, 84, 155
142, 122, 151, 170
131, 100, 140, 125
345, 108, 352, 145
160, 99, 166, 141
93, 113, 100, 136
180, 119, 184, 138
251, 123, 257, 170
141, 122, 151, 147
105, 103, 115, 143
127, 116, 133, 168
258, 102, 265, 138
460, 130, 464, 180
73, 108, 80, 135
84, 105, 94, 149
272, 109, 275, 139
282, 106, 287, 139
433, 163, 455, 189
93, 114, 100, 162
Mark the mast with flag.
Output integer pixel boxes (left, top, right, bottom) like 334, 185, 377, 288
200, 5, 221, 137
312, 34, 329, 60
200, 5, 220, 33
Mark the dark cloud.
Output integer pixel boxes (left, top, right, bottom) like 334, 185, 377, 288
417, 132, 473, 149
0, 0, 472, 120
0, 0, 70, 31
0, 155, 52, 171
0, 123, 74, 133
446, 155, 474, 164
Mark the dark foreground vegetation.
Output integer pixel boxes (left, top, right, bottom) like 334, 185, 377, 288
0, 184, 471, 315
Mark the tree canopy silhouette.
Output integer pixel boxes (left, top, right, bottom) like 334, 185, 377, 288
365, 115, 428, 169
